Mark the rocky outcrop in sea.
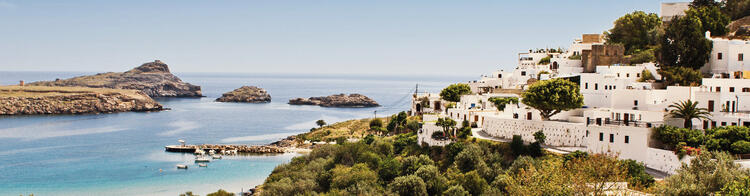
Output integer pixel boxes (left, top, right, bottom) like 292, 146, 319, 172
0, 87, 163, 115
29, 60, 202, 97
288, 94, 379, 107
216, 86, 271, 103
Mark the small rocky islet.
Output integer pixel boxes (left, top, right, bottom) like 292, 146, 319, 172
288, 93, 379, 107
216, 86, 271, 103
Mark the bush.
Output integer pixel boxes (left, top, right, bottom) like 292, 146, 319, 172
407, 120, 421, 132
206, 189, 234, 196
619, 159, 655, 188
652, 125, 705, 150
369, 119, 383, 128
731, 141, 750, 154
510, 135, 526, 156
442, 185, 471, 196
657, 151, 749, 195
455, 144, 484, 173
388, 175, 428, 196
638, 69, 656, 82
538, 55, 551, 65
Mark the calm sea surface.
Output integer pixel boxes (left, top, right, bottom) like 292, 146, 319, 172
0, 71, 467, 196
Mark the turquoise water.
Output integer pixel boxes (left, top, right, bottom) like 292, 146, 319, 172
0, 72, 463, 195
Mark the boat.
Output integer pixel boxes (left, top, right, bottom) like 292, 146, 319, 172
195, 156, 210, 163
198, 163, 208, 167
176, 164, 188, 169
212, 155, 222, 159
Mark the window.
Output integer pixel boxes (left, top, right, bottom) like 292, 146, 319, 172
585, 83, 589, 89
527, 112, 532, 120
743, 88, 750, 92
712, 121, 717, 128
595, 83, 598, 90
716, 87, 721, 92
718, 53, 723, 60
708, 100, 715, 112
624, 136, 630, 144
730, 87, 735, 92
634, 100, 638, 106
513, 113, 518, 119
521, 71, 526, 76
637, 73, 641, 77
626, 73, 630, 78
609, 134, 614, 143
617, 73, 620, 77
599, 132, 604, 141
703, 121, 709, 130
740, 53, 744, 61
722, 122, 727, 126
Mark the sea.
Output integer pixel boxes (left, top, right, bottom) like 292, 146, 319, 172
0, 71, 467, 196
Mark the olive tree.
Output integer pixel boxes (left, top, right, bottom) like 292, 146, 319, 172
521, 79, 584, 120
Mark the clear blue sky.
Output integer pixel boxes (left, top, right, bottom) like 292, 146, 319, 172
0, 0, 679, 75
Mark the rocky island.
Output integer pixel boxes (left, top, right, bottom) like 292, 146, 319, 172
288, 94, 379, 107
29, 60, 202, 97
0, 85, 163, 115
216, 86, 271, 103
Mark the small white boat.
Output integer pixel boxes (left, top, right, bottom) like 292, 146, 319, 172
209, 149, 216, 155
195, 156, 210, 163
176, 164, 188, 169
212, 155, 222, 159
198, 163, 208, 167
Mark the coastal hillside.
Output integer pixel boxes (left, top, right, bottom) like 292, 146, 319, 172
0, 85, 163, 115
29, 60, 202, 97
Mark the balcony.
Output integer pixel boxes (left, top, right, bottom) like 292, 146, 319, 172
587, 118, 663, 128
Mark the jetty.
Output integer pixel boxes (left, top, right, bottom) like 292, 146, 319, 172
165, 142, 286, 154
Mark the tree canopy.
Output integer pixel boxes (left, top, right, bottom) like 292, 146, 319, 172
440, 84, 471, 102
605, 11, 662, 54
658, 15, 713, 70
521, 79, 584, 120
686, 5, 731, 36
722, 0, 750, 20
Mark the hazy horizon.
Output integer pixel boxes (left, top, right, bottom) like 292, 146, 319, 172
1, 0, 676, 75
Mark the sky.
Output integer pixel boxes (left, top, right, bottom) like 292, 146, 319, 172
0, 0, 678, 76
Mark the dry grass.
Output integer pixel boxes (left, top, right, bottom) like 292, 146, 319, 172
301, 117, 389, 142
0, 85, 148, 100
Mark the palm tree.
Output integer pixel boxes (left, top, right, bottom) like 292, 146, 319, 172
667, 100, 711, 129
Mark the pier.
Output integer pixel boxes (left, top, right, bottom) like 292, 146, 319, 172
165, 144, 286, 154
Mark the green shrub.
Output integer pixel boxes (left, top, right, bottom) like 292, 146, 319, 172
388, 175, 428, 196
731, 141, 750, 154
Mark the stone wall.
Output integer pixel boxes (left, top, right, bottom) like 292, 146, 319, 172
582, 44, 628, 73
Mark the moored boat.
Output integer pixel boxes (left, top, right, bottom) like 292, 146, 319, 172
176, 164, 188, 169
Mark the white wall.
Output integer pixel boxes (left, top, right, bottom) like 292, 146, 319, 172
482, 116, 588, 146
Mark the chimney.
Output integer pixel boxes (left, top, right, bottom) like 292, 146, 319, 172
19, 80, 24, 86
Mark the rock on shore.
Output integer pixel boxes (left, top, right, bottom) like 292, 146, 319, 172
288, 94, 379, 107
216, 86, 271, 103
0, 86, 163, 115
29, 60, 202, 97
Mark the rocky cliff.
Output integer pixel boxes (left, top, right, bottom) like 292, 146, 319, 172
288, 94, 379, 107
0, 86, 163, 115
29, 60, 202, 97
216, 86, 271, 103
